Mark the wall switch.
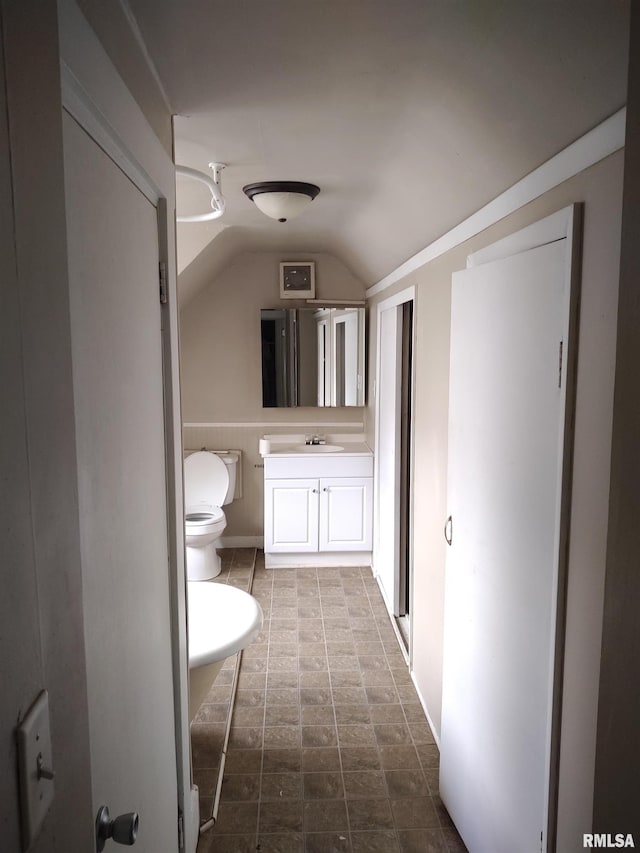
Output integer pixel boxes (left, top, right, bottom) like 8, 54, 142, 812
17, 690, 55, 850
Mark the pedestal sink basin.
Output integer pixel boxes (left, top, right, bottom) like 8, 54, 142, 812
187, 581, 263, 722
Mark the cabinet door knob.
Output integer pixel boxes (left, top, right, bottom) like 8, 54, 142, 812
312, 488, 318, 493
323, 487, 329, 492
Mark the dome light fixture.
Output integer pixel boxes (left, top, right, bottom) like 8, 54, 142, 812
242, 181, 320, 223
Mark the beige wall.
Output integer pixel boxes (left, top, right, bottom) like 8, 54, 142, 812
76, 0, 173, 154
180, 251, 367, 538
366, 150, 623, 851
594, 4, 640, 835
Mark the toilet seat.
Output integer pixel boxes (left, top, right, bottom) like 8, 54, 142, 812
184, 451, 229, 508
185, 505, 224, 525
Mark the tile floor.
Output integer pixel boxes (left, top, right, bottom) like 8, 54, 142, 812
192, 548, 466, 853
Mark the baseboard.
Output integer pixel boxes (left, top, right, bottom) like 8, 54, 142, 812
373, 574, 410, 665
410, 670, 441, 750
265, 551, 372, 569
219, 535, 263, 548
372, 574, 440, 748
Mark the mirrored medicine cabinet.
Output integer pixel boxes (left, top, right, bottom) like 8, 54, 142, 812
260, 307, 365, 408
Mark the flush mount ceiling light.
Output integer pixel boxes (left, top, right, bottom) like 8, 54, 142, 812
242, 181, 320, 223
175, 162, 226, 222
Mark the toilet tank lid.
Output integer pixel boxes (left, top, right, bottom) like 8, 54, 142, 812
184, 451, 229, 508
217, 452, 238, 465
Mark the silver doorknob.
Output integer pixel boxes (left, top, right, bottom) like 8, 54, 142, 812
96, 805, 139, 851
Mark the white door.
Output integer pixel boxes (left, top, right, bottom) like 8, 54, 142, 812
265, 479, 319, 552
64, 114, 179, 850
375, 304, 403, 609
319, 477, 373, 551
440, 236, 572, 852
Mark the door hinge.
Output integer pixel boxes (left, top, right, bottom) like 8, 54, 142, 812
558, 340, 563, 388
177, 812, 184, 851
159, 261, 168, 304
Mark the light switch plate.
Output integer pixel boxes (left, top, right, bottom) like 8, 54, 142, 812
17, 690, 55, 850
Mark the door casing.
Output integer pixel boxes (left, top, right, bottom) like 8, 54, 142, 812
373, 286, 416, 657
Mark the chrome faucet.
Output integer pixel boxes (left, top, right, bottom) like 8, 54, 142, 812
307, 434, 325, 445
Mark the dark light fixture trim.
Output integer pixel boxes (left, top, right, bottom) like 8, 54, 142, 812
243, 181, 320, 200
242, 181, 321, 222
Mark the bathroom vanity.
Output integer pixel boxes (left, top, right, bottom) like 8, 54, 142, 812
261, 437, 373, 568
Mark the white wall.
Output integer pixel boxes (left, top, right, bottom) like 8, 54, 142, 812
366, 150, 624, 850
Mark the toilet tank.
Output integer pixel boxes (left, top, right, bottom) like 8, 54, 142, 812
218, 452, 239, 505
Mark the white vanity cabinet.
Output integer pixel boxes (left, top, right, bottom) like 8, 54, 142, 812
263, 452, 373, 567
319, 477, 372, 550
264, 478, 319, 553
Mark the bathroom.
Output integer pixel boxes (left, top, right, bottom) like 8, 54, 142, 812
180, 250, 369, 533
3, 3, 634, 852
177, 141, 623, 853
177, 161, 626, 853
179, 249, 431, 849
174, 44, 626, 853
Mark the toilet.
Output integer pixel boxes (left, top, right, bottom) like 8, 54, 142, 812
184, 450, 238, 580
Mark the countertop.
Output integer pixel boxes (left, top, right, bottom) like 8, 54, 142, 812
260, 434, 372, 458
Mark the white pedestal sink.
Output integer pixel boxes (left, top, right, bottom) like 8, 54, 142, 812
187, 581, 263, 722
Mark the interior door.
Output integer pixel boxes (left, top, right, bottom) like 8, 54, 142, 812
440, 238, 570, 852
63, 114, 178, 851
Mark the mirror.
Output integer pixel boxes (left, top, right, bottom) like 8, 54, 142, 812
261, 307, 365, 407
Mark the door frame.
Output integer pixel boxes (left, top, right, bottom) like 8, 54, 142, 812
373, 285, 416, 658
58, 2, 193, 850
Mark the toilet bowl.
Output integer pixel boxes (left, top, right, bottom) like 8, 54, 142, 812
184, 451, 236, 580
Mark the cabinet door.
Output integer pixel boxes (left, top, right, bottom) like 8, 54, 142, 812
319, 477, 373, 551
265, 478, 319, 552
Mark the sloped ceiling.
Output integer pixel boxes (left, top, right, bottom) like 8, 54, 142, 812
126, 0, 629, 299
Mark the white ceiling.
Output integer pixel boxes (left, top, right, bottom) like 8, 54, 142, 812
127, 0, 629, 294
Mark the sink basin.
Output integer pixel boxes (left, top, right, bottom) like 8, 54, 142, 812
187, 581, 263, 721
293, 444, 344, 453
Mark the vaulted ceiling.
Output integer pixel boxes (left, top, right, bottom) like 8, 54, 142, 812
127, 0, 629, 298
